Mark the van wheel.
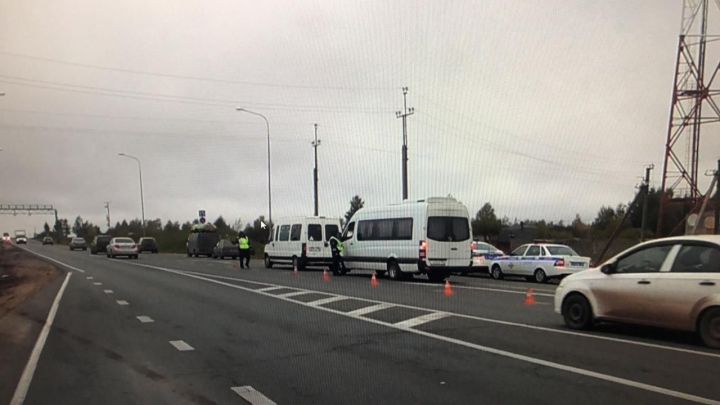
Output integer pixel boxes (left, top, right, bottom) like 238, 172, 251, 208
491, 265, 503, 280
387, 261, 402, 281
698, 307, 720, 349
534, 269, 548, 283
264, 255, 273, 269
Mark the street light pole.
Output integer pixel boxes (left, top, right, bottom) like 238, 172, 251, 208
236, 108, 272, 233
118, 153, 145, 236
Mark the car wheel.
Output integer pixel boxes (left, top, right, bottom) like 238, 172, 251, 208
562, 294, 594, 330
534, 269, 548, 283
387, 261, 402, 281
264, 255, 273, 269
699, 307, 720, 349
491, 265, 503, 280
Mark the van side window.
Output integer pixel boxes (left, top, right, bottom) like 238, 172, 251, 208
279, 225, 290, 241
394, 218, 413, 240
325, 224, 339, 241
290, 224, 302, 241
342, 222, 355, 240
358, 218, 413, 241
308, 224, 322, 241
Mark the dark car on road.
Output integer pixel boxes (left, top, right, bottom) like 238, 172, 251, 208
138, 237, 159, 253
187, 230, 219, 258
90, 235, 112, 254
212, 239, 240, 259
69, 237, 87, 251
42, 236, 54, 245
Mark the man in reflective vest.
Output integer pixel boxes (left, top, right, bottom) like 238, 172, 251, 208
238, 232, 251, 269
329, 232, 346, 275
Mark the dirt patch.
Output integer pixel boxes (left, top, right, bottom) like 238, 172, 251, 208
0, 243, 63, 319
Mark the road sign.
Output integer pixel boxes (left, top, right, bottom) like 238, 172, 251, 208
199, 210, 206, 218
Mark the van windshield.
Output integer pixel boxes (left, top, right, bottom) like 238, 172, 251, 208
427, 217, 470, 242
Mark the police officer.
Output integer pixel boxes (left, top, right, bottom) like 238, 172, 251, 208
238, 231, 251, 269
328, 231, 346, 275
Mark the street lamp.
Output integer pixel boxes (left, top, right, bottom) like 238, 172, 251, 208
236, 108, 272, 232
118, 153, 146, 236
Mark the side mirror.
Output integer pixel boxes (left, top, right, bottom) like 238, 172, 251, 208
600, 264, 614, 275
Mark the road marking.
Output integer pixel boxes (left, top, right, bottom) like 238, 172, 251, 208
394, 312, 451, 328
103, 289, 114, 294
10, 272, 72, 405
18, 247, 86, 273
86, 276, 93, 280
93, 282, 102, 286
116, 300, 129, 306
406, 282, 555, 297
169, 340, 194, 351
346, 303, 394, 316
136, 315, 154, 323
306, 296, 347, 306
276, 290, 312, 298
231, 386, 277, 405
256, 286, 289, 292
127, 263, 720, 405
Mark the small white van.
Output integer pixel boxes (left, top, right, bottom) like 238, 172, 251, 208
264, 216, 342, 270
341, 197, 472, 282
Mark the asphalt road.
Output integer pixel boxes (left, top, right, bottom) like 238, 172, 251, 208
9, 241, 720, 405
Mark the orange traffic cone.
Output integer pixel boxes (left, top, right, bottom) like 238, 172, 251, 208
371, 272, 379, 288
524, 288, 536, 306
323, 268, 331, 282
443, 280, 454, 297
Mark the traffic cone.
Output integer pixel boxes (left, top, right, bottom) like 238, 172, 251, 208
524, 288, 536, 306
371, 272, 379, 288
443, 280, 454, 297
323, 268, 331, 282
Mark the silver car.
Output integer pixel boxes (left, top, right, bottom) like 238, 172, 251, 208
106, 237, 139, 259
555, 235, 720, 348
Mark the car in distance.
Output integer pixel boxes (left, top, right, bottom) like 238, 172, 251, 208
106, 237, 138, 259
555, 235, 720, 348
489, 243, 590, 283
213, 239, 240, 259
470, 241, 504, 271
42, 236, 54, 245
137, 237, 159, 253
68, 237, 87, 251
187, 224, 220, 258
90, 235, 112, 255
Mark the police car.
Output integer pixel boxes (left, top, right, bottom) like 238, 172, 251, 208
488, 243, 591, 283
470, 241, 504, 270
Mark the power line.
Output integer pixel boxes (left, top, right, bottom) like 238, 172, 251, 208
0, 50, 396, 91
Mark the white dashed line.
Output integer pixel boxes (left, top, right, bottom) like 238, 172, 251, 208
346, 303, 394, 316
305, 296, 347, 306
394, 312, 451, 328
256, 286, 288, 292
116, 300, 129, 306
103, 289, 114, 294
93, 282, 102, 286
231, 386, 277, 405
169, 340, 194, 351
86, 276, 93, 280
276, 291, 312, 298
17, 247, 86, 273
136, 315, 154, 323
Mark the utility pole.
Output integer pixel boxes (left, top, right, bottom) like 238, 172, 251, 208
105, 201, 111, 230
640, 164, 654, 241
715, 159, 720, 234
395, 87, 414, 200
311, 123, 321, 216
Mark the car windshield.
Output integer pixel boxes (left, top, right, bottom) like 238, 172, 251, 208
115, 238, 134, 243
546, 246, 578, 256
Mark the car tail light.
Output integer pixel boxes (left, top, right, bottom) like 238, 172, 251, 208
114, 244, 120, 249
554, 259, 565, 267
419, 240, 428, 260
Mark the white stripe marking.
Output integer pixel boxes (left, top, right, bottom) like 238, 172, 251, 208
394, 312, 451, 328
124, 262, 720, 405
10, 273, 72, 405
136, 315, 154, 323
256, 286, 288, 292
231, 386, 277, 405
406, 282, 555, 297
305, 296, 347, 306
103, 289, 113, 294
86, 276, 93, 280
346, 303, 394, 316
169, 340, 194, 351
17, 247, 85, 273
116, 300, 129, 306
276, 290, 312, 298
93, 282, 102, 286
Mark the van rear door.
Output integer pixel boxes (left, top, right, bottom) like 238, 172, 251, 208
305, 223, 325, 262
425, 215, 471, 268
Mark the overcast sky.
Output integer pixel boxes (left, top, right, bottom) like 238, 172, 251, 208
0, 0, 717, 234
